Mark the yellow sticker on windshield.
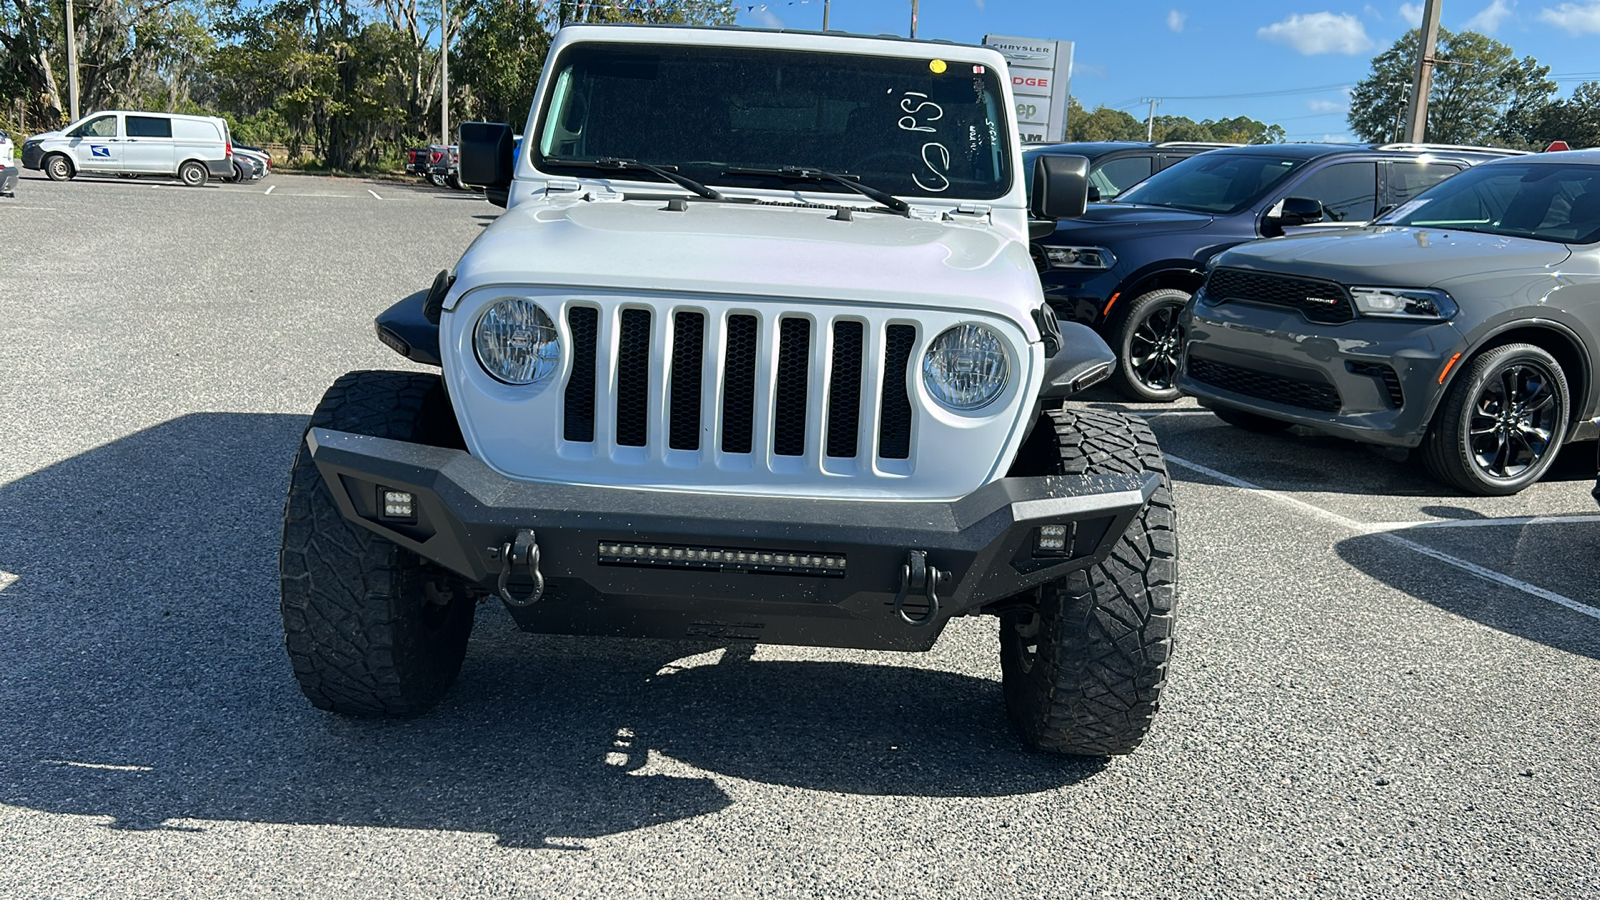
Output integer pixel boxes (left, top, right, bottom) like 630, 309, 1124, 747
929, 59, 948, 74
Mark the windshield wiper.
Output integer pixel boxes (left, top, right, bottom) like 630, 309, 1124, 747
546, 156, 725, 201
723, 166, 912, 217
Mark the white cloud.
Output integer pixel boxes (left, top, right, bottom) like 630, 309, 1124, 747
1071, 60, 1108, 78
1167, 9, 1187, 31
1399, 2, 1425, 26
1258, 12, 1375, 54
1466, 0, 1516, 31
748, 8, 785, 28
1309, 98, 1349, 113
974, 0, 987, 9
1538, 1, 1600, 32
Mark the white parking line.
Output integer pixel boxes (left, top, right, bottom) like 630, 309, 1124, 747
367, 189, 382, 200
264, 184, 276, 195
1371, 514, 1600, 531
1165, 453, 1600, 621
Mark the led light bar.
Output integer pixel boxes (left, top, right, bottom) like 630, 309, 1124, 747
598, 542, 847, 578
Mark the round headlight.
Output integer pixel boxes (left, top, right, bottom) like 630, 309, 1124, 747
922, 323, 1011, 411
473, 297, 561, 385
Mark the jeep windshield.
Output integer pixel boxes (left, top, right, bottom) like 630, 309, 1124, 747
533, 42, 1013, 202
1379, 161, 1600, 245
1115, 152, 1305, 214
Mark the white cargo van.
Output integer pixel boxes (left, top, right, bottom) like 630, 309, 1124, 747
20, 111, 233, 186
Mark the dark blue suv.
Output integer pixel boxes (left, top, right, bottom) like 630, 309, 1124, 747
1034, 143, 1521, 400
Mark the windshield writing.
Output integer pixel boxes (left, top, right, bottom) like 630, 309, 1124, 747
534, 44, 1012, 201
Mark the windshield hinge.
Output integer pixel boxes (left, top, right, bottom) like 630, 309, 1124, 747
956, 203, 992, 217
545, 178, 583, 194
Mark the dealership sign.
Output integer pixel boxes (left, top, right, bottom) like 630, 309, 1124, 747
982, 34, 1074, 144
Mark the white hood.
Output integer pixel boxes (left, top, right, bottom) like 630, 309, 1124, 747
447, 198, 1045, 334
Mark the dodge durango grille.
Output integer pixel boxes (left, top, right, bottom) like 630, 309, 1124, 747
1205, 268, 1355, 324
1187, 357, 1342, 412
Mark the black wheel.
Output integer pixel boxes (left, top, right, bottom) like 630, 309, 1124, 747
447, 172, 464, 190
178, 160, 208, 187
1421, 343, 1570, 496
279, 371, 475, 717
429, 173, 446, 187
1000, 408, 1179, 756
1211, 405, 1292, 434
229, 161, 250, 183
44, 154, 73, 181
1110, 288, 1190, 402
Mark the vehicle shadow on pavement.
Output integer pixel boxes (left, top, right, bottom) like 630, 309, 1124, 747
1332, 529, 1600, 661
0, 414, 1095, 850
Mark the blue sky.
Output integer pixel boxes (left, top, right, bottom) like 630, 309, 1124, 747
732, 0, 1600, 140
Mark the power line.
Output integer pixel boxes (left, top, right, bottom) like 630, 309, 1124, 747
1152, 82, 1354, 101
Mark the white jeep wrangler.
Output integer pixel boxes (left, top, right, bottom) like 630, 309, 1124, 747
281, 24, 1178, 756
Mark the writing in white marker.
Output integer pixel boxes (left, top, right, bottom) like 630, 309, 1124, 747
915, 143, 951, 193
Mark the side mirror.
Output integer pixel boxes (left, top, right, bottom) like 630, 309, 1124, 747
1031, 154, 1090, 221
460, 121, 514, 207
1273, 197, 1325, 227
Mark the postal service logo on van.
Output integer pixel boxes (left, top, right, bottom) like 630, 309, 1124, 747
91, 145, 111, 158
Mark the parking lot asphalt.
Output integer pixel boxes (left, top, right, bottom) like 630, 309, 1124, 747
2, 171, 1597, 899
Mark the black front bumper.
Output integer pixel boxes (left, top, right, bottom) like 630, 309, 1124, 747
307, 429, 1159, 652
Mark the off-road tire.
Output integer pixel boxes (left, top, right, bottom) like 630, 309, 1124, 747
1000, 408, 1179, 756
1420, 343, 1570, 496
178, 160, 208, 187
44, 154, 73, 181
1212, 405, 1292, 434
1110, 288, 1190, 402
280, 370, 474, 717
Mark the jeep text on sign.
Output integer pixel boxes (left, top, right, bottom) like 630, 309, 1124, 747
982, 34, 1074, 144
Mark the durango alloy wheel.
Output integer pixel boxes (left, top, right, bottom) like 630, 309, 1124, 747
1111, 289, 1189, 402
1422, 343, 1570, 496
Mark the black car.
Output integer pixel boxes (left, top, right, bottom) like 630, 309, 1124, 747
1035, 142, 1521, 400
1023, 141, 1236, 203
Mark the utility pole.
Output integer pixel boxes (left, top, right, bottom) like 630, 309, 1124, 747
441, 0, 450, 145
1146, 98, 1161, 141
910, 0, 918, 38
1404, 0, 1442, 143
65, 0, 79, 122
823, 0, 829, 30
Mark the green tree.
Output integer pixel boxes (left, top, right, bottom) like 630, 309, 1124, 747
1067, 102, 1144, 141
1348, 27, 1555, 147
1530, 81, 1600, 150
454, 0, 551, 127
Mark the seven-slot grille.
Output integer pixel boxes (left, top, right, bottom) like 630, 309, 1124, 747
1204, 267, 1355, 324
563, 307, 917, 464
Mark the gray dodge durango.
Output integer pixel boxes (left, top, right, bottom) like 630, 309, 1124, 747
1179, 149, 1600, 495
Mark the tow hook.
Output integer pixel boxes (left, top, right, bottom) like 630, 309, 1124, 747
497, 529, 545, 608
894, 550, 949, 627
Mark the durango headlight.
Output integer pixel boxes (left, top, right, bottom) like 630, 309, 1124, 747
1043, 246, 1115, 269
922, 324, 1011, 411
473, 297, 561, 384
1350, 287, 1458, 320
